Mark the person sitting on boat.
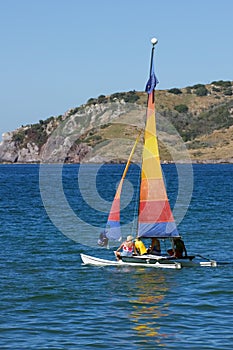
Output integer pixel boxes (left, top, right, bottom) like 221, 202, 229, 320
134, 237, 147, 255
167, 237, 187, 258
147, 238, 161, 255
98, 230, 109, 247
115, 235, 135, 260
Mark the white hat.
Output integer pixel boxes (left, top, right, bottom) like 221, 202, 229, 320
126, 235, 133, 242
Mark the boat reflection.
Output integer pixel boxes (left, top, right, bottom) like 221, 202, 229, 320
129, 270, 170, 345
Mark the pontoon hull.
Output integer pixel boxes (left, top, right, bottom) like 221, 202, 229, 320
80, 253, 182, 269
121, 254, 217, 267
81, 253, 217, 269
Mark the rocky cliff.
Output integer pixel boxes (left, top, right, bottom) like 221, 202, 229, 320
1, 82, 233, 163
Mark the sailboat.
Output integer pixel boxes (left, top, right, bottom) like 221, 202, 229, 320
81, 38, 217, 269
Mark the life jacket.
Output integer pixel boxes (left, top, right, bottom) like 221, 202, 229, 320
135, 240, 147, 255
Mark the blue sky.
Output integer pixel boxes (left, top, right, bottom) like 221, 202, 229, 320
0, 0, 232, 139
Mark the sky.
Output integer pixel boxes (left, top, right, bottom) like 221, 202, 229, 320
0, 0, 232, 139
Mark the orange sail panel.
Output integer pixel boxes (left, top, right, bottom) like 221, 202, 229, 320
138, 65, 179, 238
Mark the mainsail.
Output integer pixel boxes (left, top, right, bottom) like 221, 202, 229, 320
137, 44, 179, 238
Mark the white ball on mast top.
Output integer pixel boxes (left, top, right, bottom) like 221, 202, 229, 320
151, 37, 158, 45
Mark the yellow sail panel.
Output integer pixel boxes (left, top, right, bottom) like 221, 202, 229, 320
140, 156, 162, 180
144, 135, 159, 158
145, 111, 156, 135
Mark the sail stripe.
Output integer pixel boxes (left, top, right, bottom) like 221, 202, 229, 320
107, 197, 120, 221
138, 222, 178, 238
139, 200, 174, 222
141, 157, 162, 179
140, 178, 168, 201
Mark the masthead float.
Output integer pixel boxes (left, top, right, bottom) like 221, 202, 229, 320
151, 37, 158, 46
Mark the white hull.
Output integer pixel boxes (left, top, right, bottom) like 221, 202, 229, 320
80, 253, 182, 269
80, 253, 217, 269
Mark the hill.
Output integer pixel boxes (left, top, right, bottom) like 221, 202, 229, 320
0, 80, 233, 163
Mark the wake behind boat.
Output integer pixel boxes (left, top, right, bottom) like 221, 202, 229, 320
80, 38, 217, 269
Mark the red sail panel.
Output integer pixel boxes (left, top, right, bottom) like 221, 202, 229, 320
107, 182, 122, 222
139, 200, 175, 222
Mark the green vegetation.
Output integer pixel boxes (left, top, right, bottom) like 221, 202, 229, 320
25, 123, 48, 147
12, 131, 25, 143
97, 95, 108, 104
123, 91, 140, 103
168, 88, 182, 95
165, 100, 233, 142
223, 89, 232, 96
211, 80, 232, 87
109, 91, 139, 103
195, 86, 208, 96
12, 115, 58, 149
174, 104, 189, 113
87, 91, 140, 105
87, 97, 98, 105
85, 134, 102, 145
192, 84, 205, 89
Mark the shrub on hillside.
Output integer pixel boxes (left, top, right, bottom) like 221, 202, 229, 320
192, 84, 205, 89
174, 104, 189, 113
223, 88, 232, 96
211, 80, 232, 88
124, 91, 139, 103
168, 88, 182, 95
195, 86, 208, 96
12, 131, 25, 143
87, 97, 98, 105
98, 95, 108, 103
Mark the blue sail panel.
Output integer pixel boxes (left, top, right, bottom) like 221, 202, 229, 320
105, 220, 122, 241
138, 222, 179, 238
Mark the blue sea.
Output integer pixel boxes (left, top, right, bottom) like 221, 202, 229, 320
0, 163, 233, 349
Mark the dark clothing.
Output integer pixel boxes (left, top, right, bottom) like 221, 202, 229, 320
168, 238, 187, 258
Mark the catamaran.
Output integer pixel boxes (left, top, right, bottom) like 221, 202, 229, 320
81, 38, 217, 269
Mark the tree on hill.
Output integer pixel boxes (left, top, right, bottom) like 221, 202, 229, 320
195, 86, 208, 96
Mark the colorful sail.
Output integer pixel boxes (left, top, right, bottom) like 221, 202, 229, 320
137, 46, 179, 238
105, 133, 141, 242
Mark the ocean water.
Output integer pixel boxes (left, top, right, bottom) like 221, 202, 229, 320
0, 163, 233, 349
